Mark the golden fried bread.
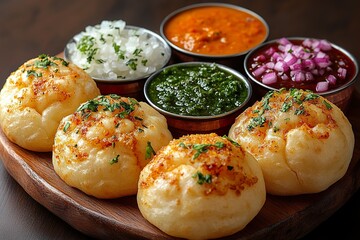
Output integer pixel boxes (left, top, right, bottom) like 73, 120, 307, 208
137, 133, 265, 239
0, 54, 100, 152
229, 89, 354, 195
52, 95, 173, 199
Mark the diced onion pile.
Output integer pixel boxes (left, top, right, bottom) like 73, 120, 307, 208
66, 20, 169, 80
249, 38, 348, 92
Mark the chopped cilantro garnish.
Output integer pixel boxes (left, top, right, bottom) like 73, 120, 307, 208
77, 95, 139, 120
179, 141, 225, 159
227, 166, 234, 171
26, 70, 42, 78
29, 54, 68, 71
323, 100, 333, 110
304, 92, 319, 101
133, 48, 143, 57
247, 115, 266, 131
113, 43, 125, 60
192, 144, 212, 159
77, 35, 96, 53
261, 90, 274, 110
214, 141, 224, 148
145, 141, 156, 160
294, 105, 305, 115
63, 122, 70, 132
192, 171, 212, 185
179, 142, 187, 148
134, 116, 143, 121
192, 142, 225, 159
126, 58, 138, 70
281, 101, 292, 112
95, 59, 105, 64
273, 126, 280, 132
77, 36, 98, 64
110, 154, 120, 164
141, 59, 148, 66
99, 34, 106, 44
222, 135, 240, 147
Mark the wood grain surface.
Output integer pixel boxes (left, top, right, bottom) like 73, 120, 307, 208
0, 90, 359, 240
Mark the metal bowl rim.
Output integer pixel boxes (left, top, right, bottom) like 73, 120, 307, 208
64, 25, 172, 83
243, 37, 359, 96
160, 2, 270, 59
144, 61, 253, 120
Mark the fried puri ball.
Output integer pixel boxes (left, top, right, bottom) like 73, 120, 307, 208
52, 94, 173, 199
229, 88, 355, 196
0, 54, 100, 152
137, 133, 266, 239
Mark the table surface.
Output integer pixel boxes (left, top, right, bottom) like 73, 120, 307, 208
0, 0, 359, 239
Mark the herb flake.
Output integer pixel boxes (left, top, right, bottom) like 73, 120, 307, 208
192, 171, 212, 185
145, 141, 156, 160
110, 154, 120, 164
323, 100, 333, 110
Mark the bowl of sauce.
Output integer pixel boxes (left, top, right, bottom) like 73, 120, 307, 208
64, 20, 171, 100
144, 62, 252, 137
160, 3, 269, 71
244, 37, 358, 111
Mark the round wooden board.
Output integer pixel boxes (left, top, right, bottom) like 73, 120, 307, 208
0, 91, 359, 240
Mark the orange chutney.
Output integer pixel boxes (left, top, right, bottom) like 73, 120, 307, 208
164, 6, 268, 56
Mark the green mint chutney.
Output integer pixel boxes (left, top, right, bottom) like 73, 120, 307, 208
147, 63, 248, 116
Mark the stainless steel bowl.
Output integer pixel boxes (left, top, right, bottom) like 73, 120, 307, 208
144, 62, 252, 137
160, 3, 269, 72
64, 24, 172, 100
244, 37, 359, 111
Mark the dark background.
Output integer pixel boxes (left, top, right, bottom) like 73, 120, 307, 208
1, 0, 359, 239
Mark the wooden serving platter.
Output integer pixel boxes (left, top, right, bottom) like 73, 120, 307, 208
1, 91, 360, 240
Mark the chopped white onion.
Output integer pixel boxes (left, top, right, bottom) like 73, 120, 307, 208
66, 20, 169, 80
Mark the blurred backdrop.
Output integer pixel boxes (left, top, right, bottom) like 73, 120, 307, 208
1, 0, 359, 88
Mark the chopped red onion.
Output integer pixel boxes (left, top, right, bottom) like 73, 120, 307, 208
280, 74, 289, 80
293, 71, 305, 82
252, 65, 266, 77
254, 55, 266, 62
316, 81, 329, 92
277, 37, 291, 46
303, 59, 315, 70
266, 62, 275, 69
251, 63, 258, 68
249, 37, 351, 93
337, 67, 347, 79
311, 69, 319, 75
326, 74, 337, 85
302, 38, 313, 48
319, 39, 332, 51
262, 72, 277, 84
271, 52, 282, 61
265, 47, 276, 56
284, 44, 293, 53
305, 72, 314, 81
313, 52, 331, 68
284, 53, 297, 65
290, 62, 303, 71
274, 60, 289, 72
